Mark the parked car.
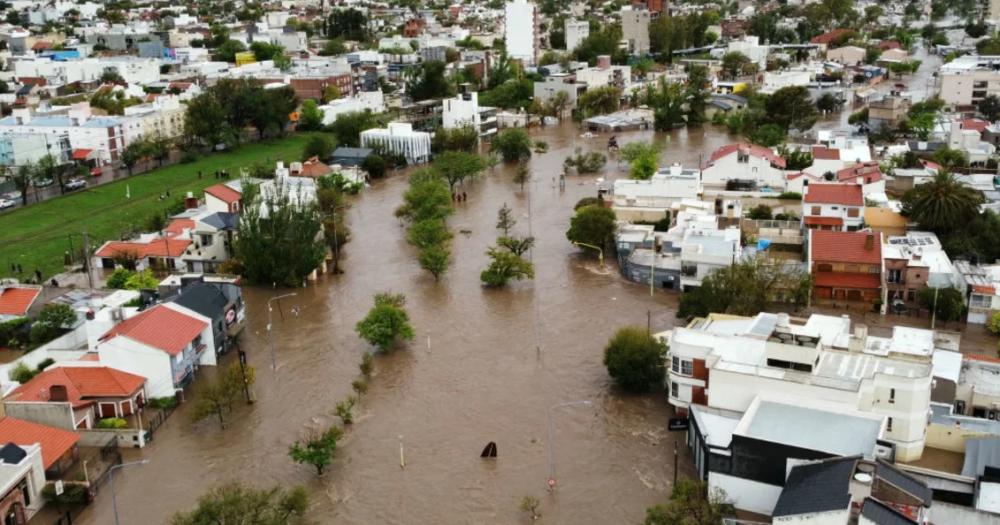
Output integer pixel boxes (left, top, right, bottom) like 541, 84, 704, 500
65, 178, 86, 191
33, 178, 53, 188
0, 199, 16, 211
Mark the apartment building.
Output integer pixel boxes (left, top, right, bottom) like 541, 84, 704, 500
666, 312, 937, 462
620, 6, 650, 55
809, 230, 884, 308
700, 142, 787, 190
441, 90, 498, 139
0, 105, 124, 167
883, 232, 960, 310
504, 0, 539, 65
564, 19, 589, 52
939, 55, 1000, 107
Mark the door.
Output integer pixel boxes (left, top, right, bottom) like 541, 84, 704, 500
98, 402, 117, 419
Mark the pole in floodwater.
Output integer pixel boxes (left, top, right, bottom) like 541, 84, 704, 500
399, 435, 405, 469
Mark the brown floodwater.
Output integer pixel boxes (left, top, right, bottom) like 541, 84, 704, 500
74, 123, 729, 524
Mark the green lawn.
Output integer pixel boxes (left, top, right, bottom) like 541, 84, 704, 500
0, 133, 321, 279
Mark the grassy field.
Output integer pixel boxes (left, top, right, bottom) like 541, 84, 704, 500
0, 133, 321, 279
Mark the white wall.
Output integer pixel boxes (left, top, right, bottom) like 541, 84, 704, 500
504, 0, 537, 65
774, 509, 850, 524
96, 338, 174, 398
702, 153, 786, 189
709, 471, 782, 515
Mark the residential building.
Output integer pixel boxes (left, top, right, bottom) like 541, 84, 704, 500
360, 122, 432, 164
0, 105, 125, 169
168, 206, 239, 274
0, 443, 46, 524
319, 91, 386, 126
761, 70, 812, 94
162, 278, 246, 357
92, 217, 194, 272
772, 456, 932, 524
4, 366, 147, 430
700, 142, 787, 190
0, 132, 71, 167
802, 183, 865, 232
564, 19, 589, 52
827, 45, 866, 66
687, 396, 890, 515
955, 260, 1000, 324
441, 90, 498, 139
806, 139, 874, 178
533, 75, 585, 108
0, 286, 41, 322
869, 94, 911, 130
809, 230, 884, 307
810, 29, 857, 52
939, 55, 1000, 107
94, 303, 216, 398
672, 311, 936, 464
955, 354, 1000, 419
504, 0, 539, 66
620, 6, 650, 55
727, 36, 768, 69
11, 56, 160, 86
883, 232, 960, 311
575, 57, 631, 92
0, 417, 79, 479
204, 183, 242, 215
119, 95, 186, 146
836, 161, 885, 197
610, 164, 700, 221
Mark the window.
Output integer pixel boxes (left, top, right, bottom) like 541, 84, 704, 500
200, 234, 213, 246
670, 381, 679, 398
671, 356, 679, 373
889, 388, 896, 404
887, 269, 902, 283
817, 263, 833, 272
681, 360, 693, 376
847, 208, 859, 218
811, 206, 821, 215
887, 417, 893, 432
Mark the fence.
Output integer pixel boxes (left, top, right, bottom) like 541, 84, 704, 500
144, 402, 177, 443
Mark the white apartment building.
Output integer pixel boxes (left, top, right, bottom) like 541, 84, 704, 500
360, 122, 432, 164
728, 36, 768, 69
611, 164, 701, 221
939, 55, 1000, 107
320, 91, 387, 126
0, 105, 124, 167
664, 312, 936, 462
565, 19, 589, 52
119, 95, 186, 146
761, 70, 812, 94
12, 56, 160, 86
504, 0, 539, 65
620, 6, 650, 55
441, 91, 498, 138
575, 57, 632, 92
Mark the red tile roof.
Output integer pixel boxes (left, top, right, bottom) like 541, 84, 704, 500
811, 230, 882, 264
70, 148, 92, 161
966, 353, 1000, 365
0, 287, 41, 317
973, 285, 997, 295
100, 305, 207, 356
878, 40, 901, 50
804, 216, 844, 226
810, 29, 855, 45
94, 238, 192, 259
707, 142, 786, 168
812, 146, 840, 160
205, 184, 241, 204
163, 218, 195, 236
836, 162, 882, 184
812, 272, 881, 289
8, 366, 145, 408
804, 183, 864, 206
0, 416, 79, 469
962, 118, 990, 132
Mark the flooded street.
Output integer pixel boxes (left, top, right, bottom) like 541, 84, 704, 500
75, 123, 728, 524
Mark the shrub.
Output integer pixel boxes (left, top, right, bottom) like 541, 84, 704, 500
9, 362, 35, 383
42, 482, 87, 505
36, 358, 55, 371
335, 396, 356, 424
988, 312, 1000, 335
574, 197, 602, 210
148, 396, 178, 409
777, 191, 802, 200
29, 323, 59, 346
0, 318, 30, 349
97, 417, 127, 429
106, 268, 134, 289
604, 327, 667, 392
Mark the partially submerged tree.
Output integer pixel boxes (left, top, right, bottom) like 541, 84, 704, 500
604, 327, 666, 393
643, 478, 735, 525
355, 293, 415, 351
678, 256, 812, 319
433, 151, 485, 191
480, 247, 534, 287
566, 205, 616, 249
171, 482, 308, 525
492, 128, 533, 162
288, 425, 343, 476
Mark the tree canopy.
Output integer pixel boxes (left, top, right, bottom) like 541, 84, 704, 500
643, 478, 735, 525
492, 128, 533, 163
355, 293, 415, 350
566, 204, 616, 249
171, 482, 308, 525
900, 171, 984, 233
603, 327, 666, 393
678, 256, 811, 319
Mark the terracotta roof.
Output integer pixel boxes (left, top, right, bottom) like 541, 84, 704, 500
94, 238, 192, 259
811, 230, 881, 264
878, 40, 901, 50
163, 218, 195, 236
812, 146, 840, 160
962, 119, 990, 132
813, 272, 882, 289
804, 184, 864, 206
966, 353, 1000, 365
810, 29, 854, 45
0, 416, 79, 469
0, 287, 41, 317
100, 305, 207, 356
8, 366, 145, 408
295, 157, 333, 178
204, 184, 241, 204
804, 216, 844, 226
837, 162, 882, 184
707, 142, 786, 168
973, 285, 997, 295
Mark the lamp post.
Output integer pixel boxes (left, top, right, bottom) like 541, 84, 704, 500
571, 242, 605, 270
267, 292, 298, 370
322, 205, 349, 274
109, 459, 150, 525
547, 399, 591, 490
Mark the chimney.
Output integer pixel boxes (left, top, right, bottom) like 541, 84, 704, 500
597, 55, 611, 70
184, 191, 198, 209
49, 385, 68, 402
865, 233, 874, 251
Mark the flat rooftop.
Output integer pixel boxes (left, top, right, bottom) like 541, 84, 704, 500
737, 397, 883, 457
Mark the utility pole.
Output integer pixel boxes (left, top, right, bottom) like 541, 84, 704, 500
82, 229, 93, 290
930, 286, 939, 330
237, 345, 253, 404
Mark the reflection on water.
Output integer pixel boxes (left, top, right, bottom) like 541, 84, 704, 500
77, 123, 722, 524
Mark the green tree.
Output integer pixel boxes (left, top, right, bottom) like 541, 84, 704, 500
408, 218, 452, 249
303, 134, 336, 160
317, 185, 350, 273
603, 326, 666, 393
35, 303, 77, 329
747, 205, 773, 220
979, 95, 1000, 122
620, 142, 660, 180
816, 92, 840, 113
328, 110, 380, 147
721, 51, 752, 79
480, 246, 534, 287
289, 426, 343, 476
572, 25, 623, 64
901, 171, 984, 232
577, 86, 621, 118
407, 60, 454, 101
319, 38, 347, 56
328, 8, 369, 41
520, 495, 541, 520
233, 180, 326, 287
566, 205, 616, 249
433, 151, 485, 191
355, 293, 415, 351
397, 170, 454, 222
361, 154, 386, 178
766, 86, 819, 131
214, 39, 246, 62
124, 269, 158, 290
432, 126, 479, 153
298, 100, 325, 131
919, 287, 966, 326
171, 483, 308, 525
249, 41, 283, 62
9, 163, 33, 206
183, 92, 231, 149
988, 311, 1000, 335
749, 124, 786, 147
933, 147, 968, 169
36, 154, 66, 194
492, 128, 533, 162
418, 245, 450, 280
190, 378, 233, 428
643, 478, 735, 525
678, 256, 812, 318
497, 236, 535, 256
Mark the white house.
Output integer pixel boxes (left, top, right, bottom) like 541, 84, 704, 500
504, 0, 539, 65
94, 303, 215, 398
761, 70, 812, 94
701, 142, 787, 190
802, 183, 865, 231
611, 163, 701, 221
441, 91, 498, 138
727, 36, 768, 69
319, 92, 386, 126
0, 442, 46, 522
360, 122, 432, 164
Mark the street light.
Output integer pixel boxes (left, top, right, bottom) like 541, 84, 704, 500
267, 292, 298, 370
571, 242, 605, 270
321, 205, 349, 274
547, 399, 591, 490
109, 459, 150, 525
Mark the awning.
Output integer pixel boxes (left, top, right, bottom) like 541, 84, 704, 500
71, 148, 93, 160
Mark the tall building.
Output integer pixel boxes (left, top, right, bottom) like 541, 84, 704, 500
564, 19, 589, 52
504, 0, 539, 65
620, 6, 650, 55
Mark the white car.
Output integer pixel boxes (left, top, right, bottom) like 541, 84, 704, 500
0, 199, 16, 211
65, 178, 86, 191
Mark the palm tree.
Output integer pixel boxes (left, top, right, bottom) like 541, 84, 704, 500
902, 170, 984, 232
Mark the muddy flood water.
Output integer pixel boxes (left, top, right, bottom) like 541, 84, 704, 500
75, 124, 731, 524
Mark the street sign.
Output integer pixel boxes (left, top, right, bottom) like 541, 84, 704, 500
54, 480, 64, 496
668, 418, 689, 431
547, 478, 556, 489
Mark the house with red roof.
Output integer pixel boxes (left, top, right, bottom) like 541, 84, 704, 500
808, 230, 884, 309
204, 183, 242, 214
810, 29, 856, 51
803, 183, 865, 232
701, 143, 788, 190
4, 366, 146, 430
0, 286, 41, 322
91, 217, 194, 273
94, 303, 215, 398
0, 416, 79, 479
